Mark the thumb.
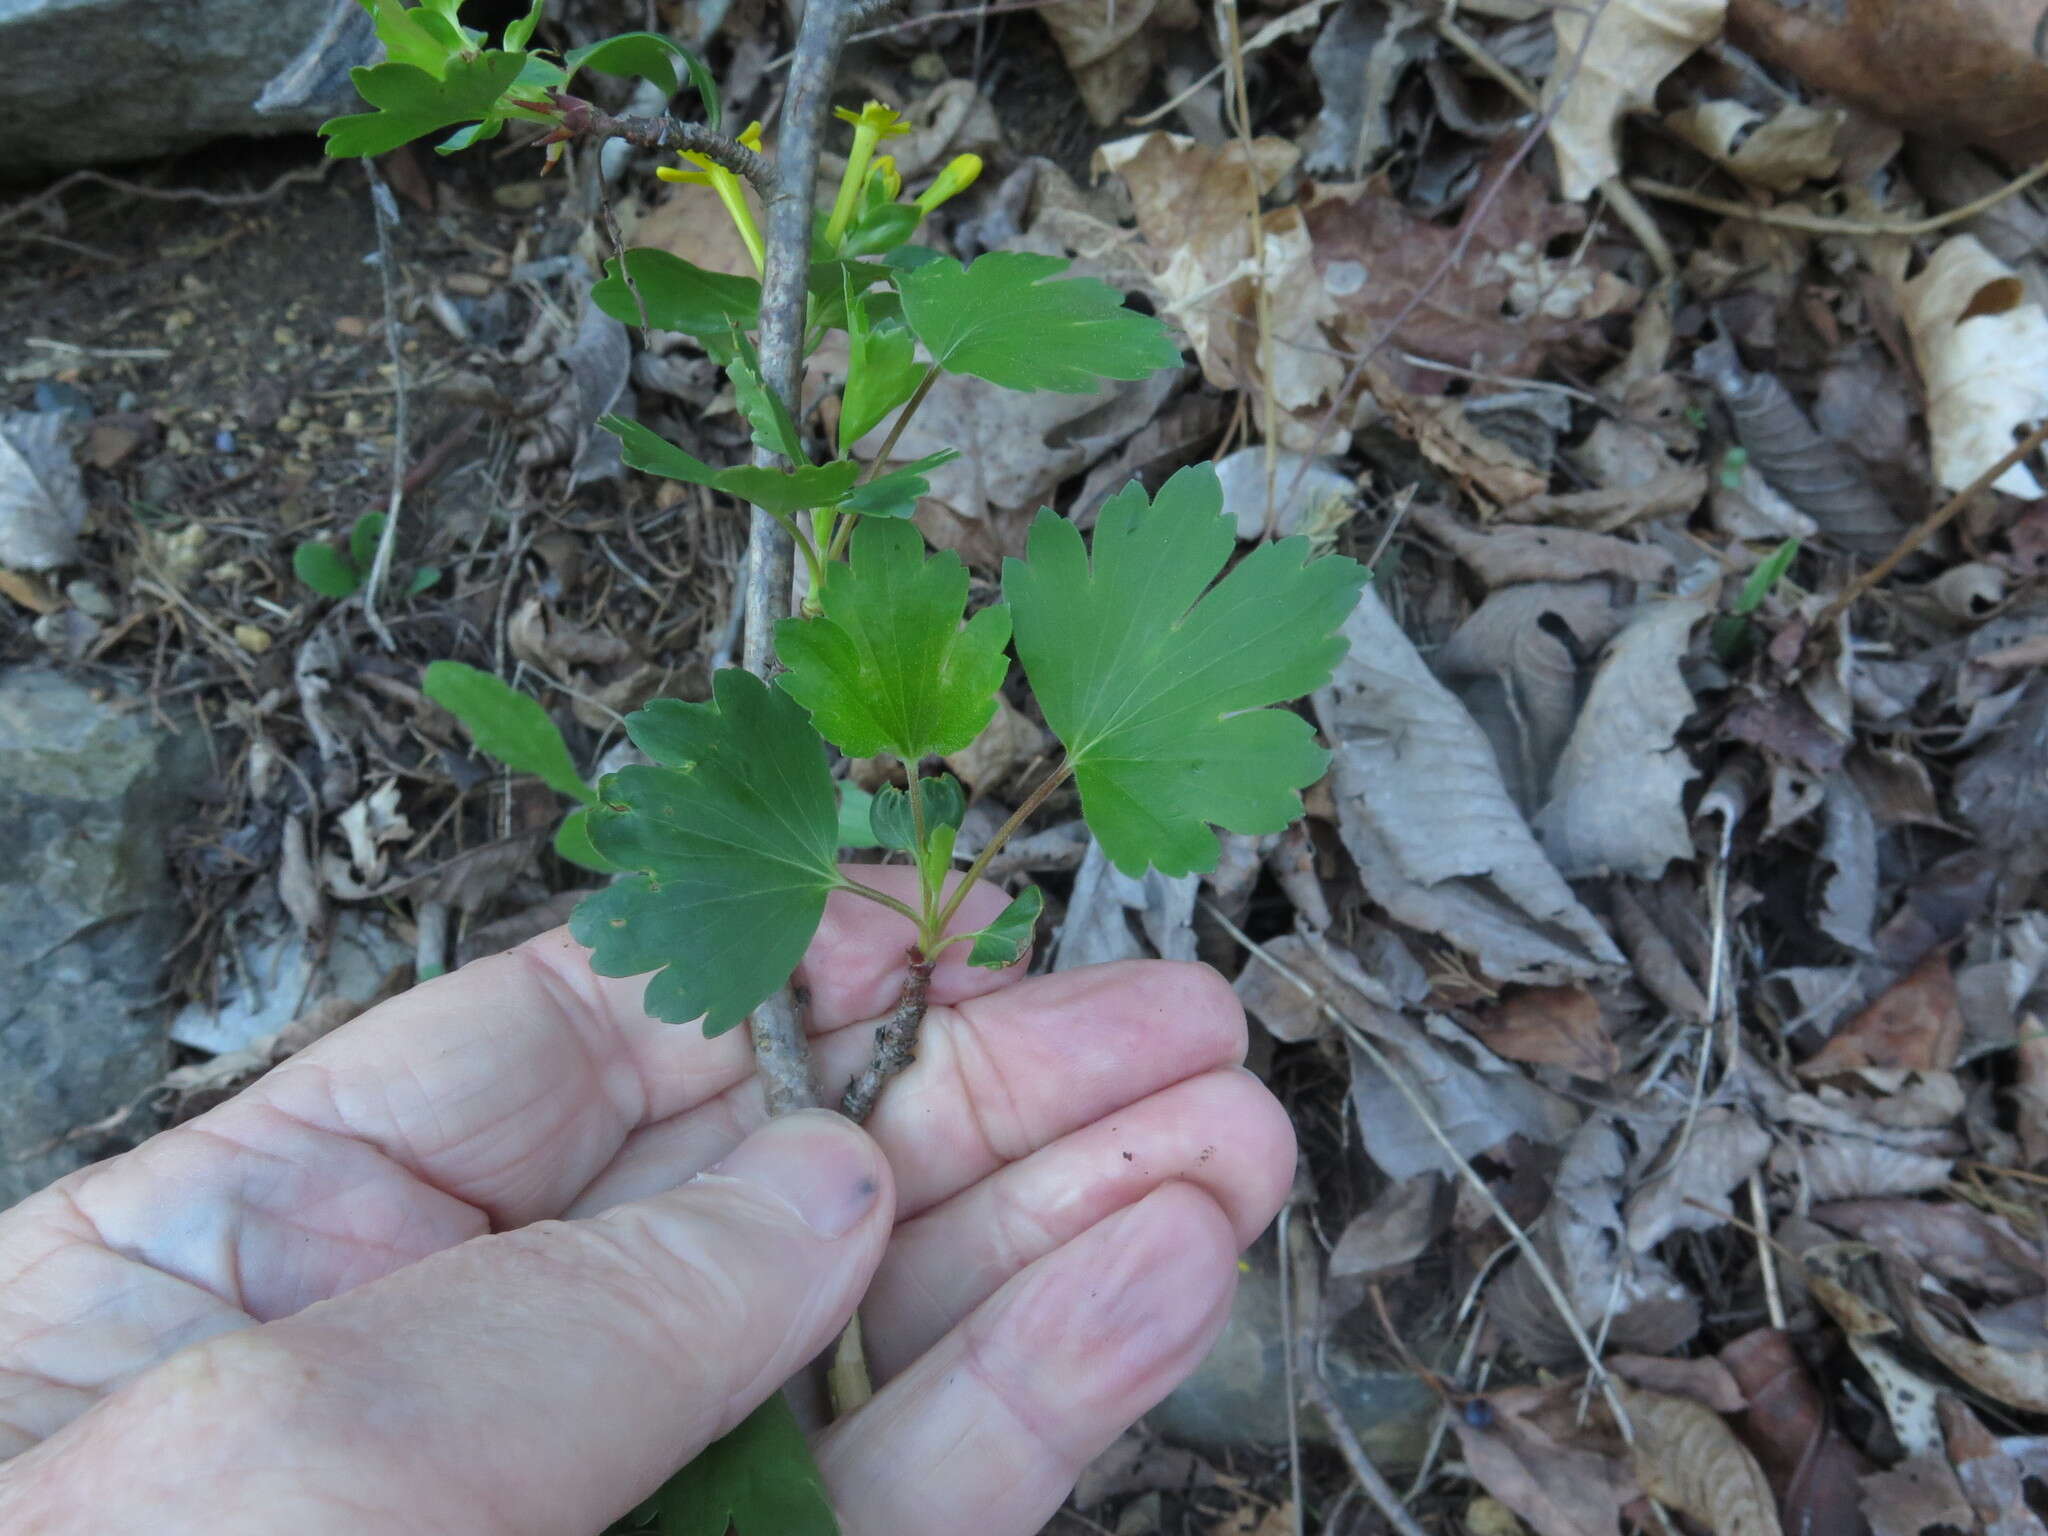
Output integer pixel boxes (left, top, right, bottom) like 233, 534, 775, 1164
15, 1111, 891, 1535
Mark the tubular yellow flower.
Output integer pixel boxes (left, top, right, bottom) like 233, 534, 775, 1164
654, 121, 767, 274
868, 154, 902, 206
914, 154, 982, 214
826, 101, 911, 248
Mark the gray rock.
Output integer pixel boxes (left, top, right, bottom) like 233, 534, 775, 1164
0, 0, 351, 176
1, 669, 205, 1210
1146, 1233, 1442, 1467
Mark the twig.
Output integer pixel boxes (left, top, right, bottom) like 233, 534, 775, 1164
0, 158, 334, 233
756, 986, 824, 1116
357, 162, 408, 652
1302, 1372, 1431, 1536
1811, 414, 2048, 636
839, 954, 934, 1123
1632, 158, 2048, 237
572, 107, 779, 196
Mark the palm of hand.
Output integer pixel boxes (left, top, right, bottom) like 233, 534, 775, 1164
0, 866, 1292, 1535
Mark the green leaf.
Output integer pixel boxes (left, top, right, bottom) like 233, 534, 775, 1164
553, 807, 610, 871
965, 884, 1042, 968
634, 1393, 837, 1536
776, 518, 1012, 761
603, 417, 859, 515
916, 819, 958, 893
571, 670, 842, 1035
349, 511, 386, 572
868, 774, 965, 851
354, 0, 455, 76
840, 278, 924, 453
565, 34, 718, 127
897, 251, 1182, 394
294, 541, 361, 598
1733, 537, 1799, 617
502, 0, 546, 50
840, 449, 957, 519
322, 52, 528, 158
1004, 464, 1367, 878
422, 660, 594, 804
726, 333, 808, 464
593, 249, 760, 338
840, 202, 921, 259
717, 462, 861, 516
407, 564, 443, 596
836, 783, 882, 849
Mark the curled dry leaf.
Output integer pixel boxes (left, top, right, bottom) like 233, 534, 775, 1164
1817, 774, 1879, 955
1898, 236, 2048, 497
1302, 0, 1430, 174
1942, 1396, 2048, 1536
1665, 100, 1845, 193
1534, 595, 1709, 881
1095, 133, 1340, 448
1363, 366, 1549, 506
1545, 0, 1728, 201
1800, 951, 1965, 1078
1692, 337, 1902, 555
1499, 464, 1708, 532
1860, 1454, 1978, 1536
1884, 1251, 2048, 1413
1624, 1106, 1774, 1251
1804, 1243, 1947, 1457
0, 411, 88, 572
1728, 0, 2048, 162
1313, 584, 1625, 984
1619, 1381, 1784, 1536
1328, 1171, 1448, 1281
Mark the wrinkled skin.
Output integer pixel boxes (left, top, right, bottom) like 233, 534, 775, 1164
0, 867, 1293, 1534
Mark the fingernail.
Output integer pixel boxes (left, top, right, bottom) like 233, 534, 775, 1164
705, 1111, 883, 1240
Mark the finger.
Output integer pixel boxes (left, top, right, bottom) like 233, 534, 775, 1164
816, 1184, 1241, 1536
859, 1066, 1294, 1378
564, 959, 1247, 1220
2, 1114, 892, 1536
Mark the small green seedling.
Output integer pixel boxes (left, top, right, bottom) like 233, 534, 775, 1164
1712, 535, 1801, 662
293, 512, 440, 600
327, 4, 1368, 1530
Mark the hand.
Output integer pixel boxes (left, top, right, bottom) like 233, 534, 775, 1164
0, 868, 1294, 1535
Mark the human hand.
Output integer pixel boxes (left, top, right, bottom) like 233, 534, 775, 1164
0, 868, 1294, 1534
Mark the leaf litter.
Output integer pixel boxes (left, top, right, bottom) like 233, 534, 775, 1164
18, 0, 2048, 1531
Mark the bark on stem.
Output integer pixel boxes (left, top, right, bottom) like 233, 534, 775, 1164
573, 108, 778, 194
738, 0, 855, 1113
839, 955, 933, 1124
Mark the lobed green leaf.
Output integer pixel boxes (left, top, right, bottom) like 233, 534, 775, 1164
602, 416, 858, 515
1004, 464, 1367, 877
840, 279, 923, 453
897, 251, 1182, 394
293, 541, 361, 598
593, 250, 761, 339
867, 774, 965, 851
321, 52, 527, 158
839, 450, 958, 519
630, 1393, 837, 1536
776, 518, 1011, 762
571, 670, 842, 1035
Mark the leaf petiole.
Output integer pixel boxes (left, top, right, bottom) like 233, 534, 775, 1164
834, 874, 924, 930
856, 364, 940, 488
933, 758, 1072, 935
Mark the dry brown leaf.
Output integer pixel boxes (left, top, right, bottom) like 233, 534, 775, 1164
1625, 1107, 1774, 1250
1304, 166, 1634, 392
1816, 1200, 2047, 1300
1800, 952, 1965, 1078
1608, 1354, 1747, 1413
1328, 1172, 1447, 1280
2016, 1028, 2048, 1168
1885, 1252, 2048, 1413
1363, 366, 1549, 505
1534, 596, 1709, 881
1898, 235, 2048, 497
1410, 500, 1674, 588
1499, 465, 1708, 532
1454, 1383, 1636, 1536
1546, 0, 1728, 201
1665, 100, 1845, 193
1942, 1396, 2048, 1536
1620, 1381, 1783, 1536
1096, 133, 1342, 445
1804, 1244, 1947, 1456
1314, 585, 1625, 984
1728, 0, 2048, 162
1720, 1328, 1869, 1536
0, 410, 87, 572
1040, 0, 1199, 123
1471, 986, 1620, 1079
1860, 1454, 1977, 1536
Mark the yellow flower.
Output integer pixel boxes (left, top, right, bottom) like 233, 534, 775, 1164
655, 121, 767, 273
868, 154, 902, 206
914, 153, 982, 214
826, 101, 912, 247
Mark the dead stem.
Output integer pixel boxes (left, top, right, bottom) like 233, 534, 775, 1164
839, 954, 934, 1124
